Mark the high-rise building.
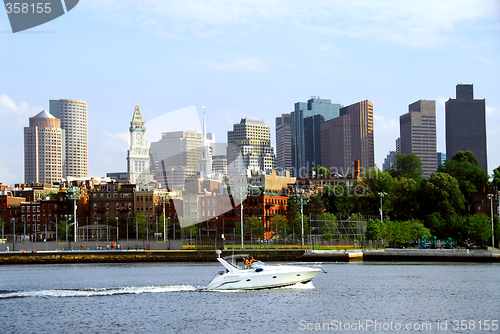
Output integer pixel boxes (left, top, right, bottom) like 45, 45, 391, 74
437, 152, 446, 167
24, 110, 63, 184
383, 151, 396, 171
321, 100, 374, 175
396, 137, 401, 154
275, 113, 292, 172
399, 100, 437, 177
291, 97, 341, 176
446, 84, 487, 171
127, 104, 151, 185
154, 131, 202, 190
198, 106, 213, 179
227, 118, 272, 173
49, 99, 88, 178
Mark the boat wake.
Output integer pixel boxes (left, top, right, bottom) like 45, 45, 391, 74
0, 285, 197, 299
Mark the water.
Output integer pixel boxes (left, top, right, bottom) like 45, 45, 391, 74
1, 262, 499, 333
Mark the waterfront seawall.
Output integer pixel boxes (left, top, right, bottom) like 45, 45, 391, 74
1, 249, 499, 265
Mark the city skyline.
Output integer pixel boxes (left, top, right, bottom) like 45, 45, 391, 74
1, 1, 499, 184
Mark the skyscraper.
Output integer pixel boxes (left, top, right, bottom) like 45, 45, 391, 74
127, 104, 151, 185
399, 100, 437, 177
24, 110, 63, 184
383, 151, 396, 171
291, 97, 341, 176
275, 113, 292, 172
227, 118, 272, 173
198, 106, 213, 179
321, 100, 374, 175
154, 131, 202, 190
446, 84, 487, 171
49, 99, 88, 178
437, 152, 446, 167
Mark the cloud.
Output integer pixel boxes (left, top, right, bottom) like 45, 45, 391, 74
0, 94, 18, 114
80, 0, 500, 48
0, 95, 45, 184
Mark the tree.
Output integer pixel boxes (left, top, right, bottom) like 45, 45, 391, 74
388, 154, 423, 181
418, 173, 465, 238
247, 215, 265, 237
320, 182, 354, 218
313, 165, 330, 177
57, 220, 72, 240
270, 214, 288, 240
491, 166, 500, 188
317, 212, 338, 238
304, 194, 325, 219
388, 177, 419, 220
133, 213, 147, 238
365, 219, 381, 240
465, 213, 492, 245
438, 152, 489, 208
451, 150, 479, 165
356, 170, 393, 216
292, 214, 309, 240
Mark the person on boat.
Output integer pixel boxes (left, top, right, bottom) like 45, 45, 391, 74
249, 256, 259, 264
243, 257, 250, 268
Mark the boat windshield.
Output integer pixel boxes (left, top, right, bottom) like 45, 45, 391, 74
244, 261, 266, 269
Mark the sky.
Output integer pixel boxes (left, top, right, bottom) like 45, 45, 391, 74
0, 0, 499, 185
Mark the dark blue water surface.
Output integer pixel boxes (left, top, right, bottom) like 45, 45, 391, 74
1, 262, 499, 333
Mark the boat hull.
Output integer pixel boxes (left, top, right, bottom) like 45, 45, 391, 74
207, 266, 321, 290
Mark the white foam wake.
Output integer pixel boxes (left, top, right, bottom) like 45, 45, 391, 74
0, 285, 197, 299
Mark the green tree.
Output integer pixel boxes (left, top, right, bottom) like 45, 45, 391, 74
491, 166, 500, 188
388, 154, 423, 181
438, 151, 489, 208
313, 165, 330, 177
418, 172, 465, 238
270, 214, 288, 240
292, 214, 309, 239
365, 219, 381, 240
317, 212, 338, 237
247, 215, 265, 237
388, 177, 419, 220
304, 194, 325, 219
57, 220, 72, 240
465, 213, 492, 245
320, 182, 354, 218
133, 213, 147, 238
451, 150, 479, 165
356, 170, 393, 216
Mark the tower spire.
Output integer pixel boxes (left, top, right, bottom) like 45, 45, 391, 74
130, 104, 145, 129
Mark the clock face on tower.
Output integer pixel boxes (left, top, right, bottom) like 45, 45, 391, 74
136, 134, 142, 140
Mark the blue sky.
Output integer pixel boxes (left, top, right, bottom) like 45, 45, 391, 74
1, 0, 499, 185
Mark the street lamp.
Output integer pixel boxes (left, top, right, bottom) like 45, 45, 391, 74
116, 216, 119, 242
158, 192, 171, 242
378, 192, 387, 222
67, 187, 81, 243
296, 189, 308, 247
487, 194, 494, 248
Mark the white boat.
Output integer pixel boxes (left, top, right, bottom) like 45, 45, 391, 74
206, 250, 323, 290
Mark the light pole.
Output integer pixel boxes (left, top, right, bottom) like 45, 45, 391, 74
67, 187, 81, 243
116, 217, 119, 242
378, 192, 387, 222
11, 218, 15, 251
488, 194, 494, 248
158, 192, 172, 243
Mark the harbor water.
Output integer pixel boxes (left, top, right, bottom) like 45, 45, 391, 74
1, 262, 499, 333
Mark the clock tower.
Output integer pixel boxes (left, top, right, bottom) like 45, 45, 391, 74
127, 104, 150, 185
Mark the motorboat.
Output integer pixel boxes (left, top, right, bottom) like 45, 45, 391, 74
206, 250, 323, 290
